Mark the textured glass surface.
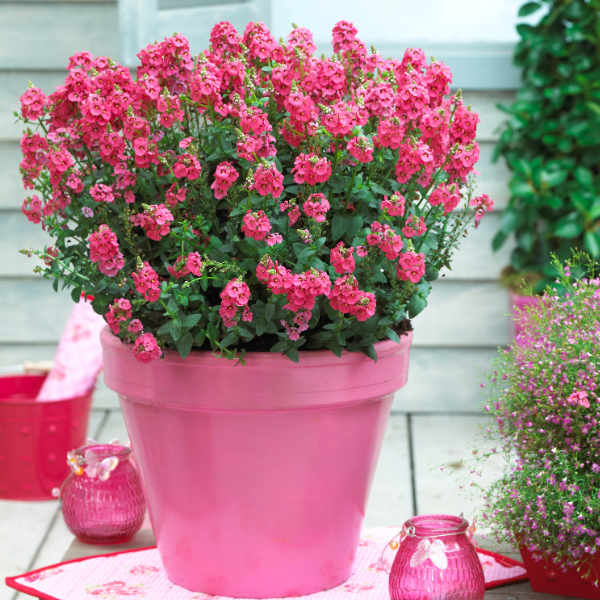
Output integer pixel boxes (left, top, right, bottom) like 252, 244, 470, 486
61, 444, 145, 544
389, 514, 485, 600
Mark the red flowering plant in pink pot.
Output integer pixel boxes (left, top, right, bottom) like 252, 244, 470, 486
17, 20, 492, 364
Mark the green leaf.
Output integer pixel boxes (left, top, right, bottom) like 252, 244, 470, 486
169, 318, 182, 341
157, 322, 172, 335
542, 170, 568, 188
193, 330, 207, 346
510, 180, 535, 196
312, 331, 333, 341
328, 338, 343, 357
265, 302, 275, 320
385, 328, 401, 344
285, 346, 300, 363
167, 298, 178, 314
270, 340, 289, 353
177, 332, 193, 359
95, 279, 108, 294
346, 214, 363, 239
587, 102, 600, 117
407, 293, 428, 318
555, 216, 583, 239
255, 318, 268, 336
220, 331, 238, 349
238, 327, 254, 341
71, 287, 82, 303
181, 314, 201, 330
362, 344, 377, 362
297, 247, 315, 261
518, 1, 540, 16
575, 166, 594, 188
585, 231, 600, 256
206, 322, 220, 342
332, 212, 349, 240
370, 182, 390, 196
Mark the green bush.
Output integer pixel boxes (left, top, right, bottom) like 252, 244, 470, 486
493, 0, 600, 292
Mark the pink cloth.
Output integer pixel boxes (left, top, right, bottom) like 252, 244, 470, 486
6, 527, 527, 600
36, 298, 106, 401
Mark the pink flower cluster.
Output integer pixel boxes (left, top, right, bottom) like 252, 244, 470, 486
173, 153, 202, 180
131, 204, 174, 241
252, 163, 284, 197
211, 161, 239, 199
256, 256, 331, 313
219, 278, 252, 327
470, 193, 494, 227
429, 183, 461, 214
381, 193, 405, 217
347, 136, 373, 163
292, 153, 332, 185
89, 225, 124, 277
303, 193, 330, 222
106, 299, 132, 335
90, 183, 115, 203
402, 214, 427, 238
329, 275, 376, 321
22, 195, 43, 224
330, 242, 356, 274
20, 87, 47, 121
367, 222, 403, 260
397, 251, 426, 283
167, 252, 203, 279
131, 262, 161, 303
242, 209, 271, 241
133, 333, 162, 364
321, 101, 367, 136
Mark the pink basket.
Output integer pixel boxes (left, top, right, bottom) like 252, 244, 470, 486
0, 374, 93, 501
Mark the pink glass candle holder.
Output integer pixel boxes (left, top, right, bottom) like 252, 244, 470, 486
59, 443, 145, 544
389, 514, 485, 600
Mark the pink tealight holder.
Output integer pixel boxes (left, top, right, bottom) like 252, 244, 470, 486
56, 442, 145, 544
389, 514, 485, 600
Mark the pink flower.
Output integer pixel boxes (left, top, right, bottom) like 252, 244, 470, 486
133, 333, 162, 364
186, 251, 203, 276
173, 153, 201, 180
131, 262, 161, 303
288, 205, 301, 226
20, 87, 47, 121
90, 183, 115, 203
470, 193, 494, 228
292, 153, 332, 185
165, 185, 187, 206
211, 161, 239, 199
252, 163, 284, 198
106, 298, 132, 335
567, 391, 590, 408
347, 136, 374, 163
402, 214, 427, 238
303, 193, 330, 222
356, 245, 368, 257
332, 20, 358, 53
22, 195, 43, 224
330, 242, 356, 274
130, 204, 174, 241
240, 107, 272, 135
242, 209, 271, 241
128, 319, 143, 334
219, 278, 251, 327
267, 233, 283, 246
381, 192, 405, 217
179, 136, 194, 148
429, 183, 461, 214
397, 251, 426, 283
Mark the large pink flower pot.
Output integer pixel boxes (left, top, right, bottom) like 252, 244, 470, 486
508, 291, 540, 343
101, 327, 412, 598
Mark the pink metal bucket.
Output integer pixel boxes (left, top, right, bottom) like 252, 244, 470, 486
0, 374, 93, 500
508, 291, 540, 343
101, 327, 412, 597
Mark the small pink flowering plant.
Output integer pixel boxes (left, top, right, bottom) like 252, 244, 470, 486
17, 21, 491, 363
467, 255, 600, 576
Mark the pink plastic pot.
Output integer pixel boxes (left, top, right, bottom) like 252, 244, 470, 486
0, 374, 93, 500
508, 291, 540, 343
101, 327, 412, 598
520, 546, 600, 600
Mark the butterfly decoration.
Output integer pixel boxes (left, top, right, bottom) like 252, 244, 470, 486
66, 450, 84, 476
410, 538, 448, 570
84, 449, 119, 481
467, 518, 477, 543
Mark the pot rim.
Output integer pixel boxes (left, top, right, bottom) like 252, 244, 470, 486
101, 326, 413, 365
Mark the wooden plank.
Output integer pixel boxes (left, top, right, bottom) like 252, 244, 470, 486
0, 279, 510, 346
0, 501, 57, 599
63, 529, 155, 561
0, 280, 73, 343
0, 5, 119, 70
411, 415, 505, 518
412, 281, 509, 348
0, 72, 66, 142
96, 409, 128, 444
93, 378, 121, 410
469, 91, 515, 144
364, 414, 412, 526
443, 211, 513, 282
394, 347, 499, 413
0, 343, 56, 367
476, 142, 511, 212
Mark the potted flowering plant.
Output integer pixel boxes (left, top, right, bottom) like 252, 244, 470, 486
469, 254, 600, 599
17, 20, 492, 597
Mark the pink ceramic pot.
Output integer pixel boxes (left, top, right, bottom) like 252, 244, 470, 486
508, 291, 540, 343
101, 327, 412, 598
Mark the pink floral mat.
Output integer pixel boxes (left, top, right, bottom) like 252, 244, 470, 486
5, 527, 527, 600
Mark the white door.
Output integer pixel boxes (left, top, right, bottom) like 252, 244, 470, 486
118, 0, 272, 66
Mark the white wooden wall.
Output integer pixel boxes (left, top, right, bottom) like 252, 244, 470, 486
0, 0, 515, 412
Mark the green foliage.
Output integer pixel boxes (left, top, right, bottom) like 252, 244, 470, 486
494, 0, 600, 291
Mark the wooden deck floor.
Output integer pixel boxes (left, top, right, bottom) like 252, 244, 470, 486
1, 391, 501, 600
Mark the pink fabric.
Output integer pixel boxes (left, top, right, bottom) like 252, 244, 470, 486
6, 527, 527, 600
36, 298, 105, 401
